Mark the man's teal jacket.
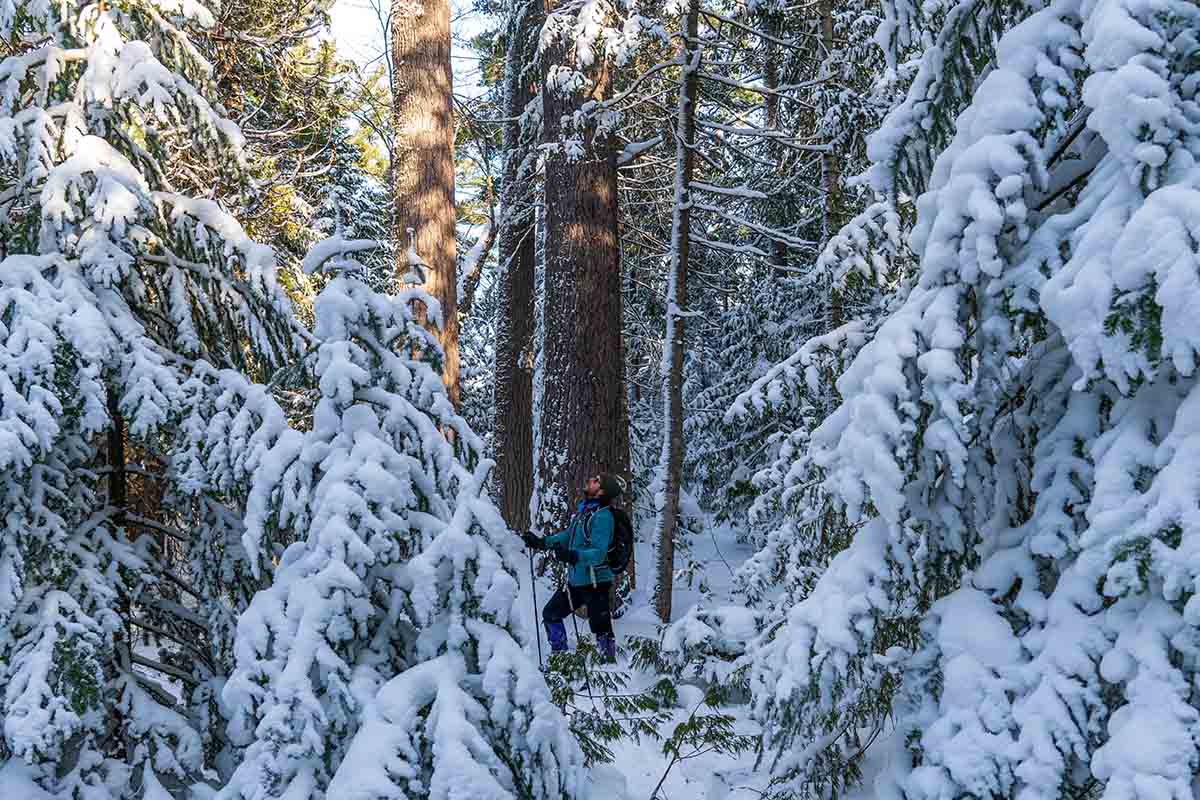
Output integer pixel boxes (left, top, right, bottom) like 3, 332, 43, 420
545, 505, 614, 587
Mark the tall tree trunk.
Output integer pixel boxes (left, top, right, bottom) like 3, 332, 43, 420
536, 0, 628, 531
763, 15, 790, 279
106, 387, 134, 761
391, 0, 460, 405
819, 0, 843, 330
494, 0, 541, 532
653, 0, 700, 624
818, 0, 840, 238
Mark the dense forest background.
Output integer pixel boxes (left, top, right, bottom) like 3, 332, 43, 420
1, 0, 1199, 798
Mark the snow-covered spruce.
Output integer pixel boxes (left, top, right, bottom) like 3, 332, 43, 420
676, 0, 898, 543
219, 238, 582, 800
724, 202, 914, 796
0, 0, 300, 796
750, 1, 1200, 798
727, 203, 911, 604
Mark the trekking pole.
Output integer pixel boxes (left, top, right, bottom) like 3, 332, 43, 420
565, 583, 598, 712
529, 549, 543, 670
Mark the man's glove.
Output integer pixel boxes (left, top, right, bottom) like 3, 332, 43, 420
520, 532, 546, 550
553, 548, 579, 565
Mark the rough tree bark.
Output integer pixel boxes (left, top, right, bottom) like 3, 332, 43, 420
653, 0, 700, 624
493, 0, 541, 532
391, 0, 459, 404
535, 0, 629, 532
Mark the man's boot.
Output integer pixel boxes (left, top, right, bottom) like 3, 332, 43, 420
597, 634, 616, 664
545, 621, 568, 653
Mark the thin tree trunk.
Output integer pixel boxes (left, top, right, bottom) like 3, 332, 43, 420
618, 346, 635, 593
818, 0, 840, 237
536, 0, 629, 532
106, 387, 134, 761
494, 0, 541, 532
654, 0, 700, 624
763, 16, 789, 279
107, 389, 127, 527
458, 219, 496, 319
391, 0, 460, 405
819, 0, 843, 329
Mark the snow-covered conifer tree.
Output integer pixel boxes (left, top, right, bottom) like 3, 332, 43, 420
0, 0, 300, 796
729, 202, 913, 608
306, 129, 393, 294
220, 234, 582, 799
750, 1, 1200, 798
171, 363, 311, 779
672, 0, 895, 539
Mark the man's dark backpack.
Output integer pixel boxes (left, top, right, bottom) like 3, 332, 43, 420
606, 508, 634, 574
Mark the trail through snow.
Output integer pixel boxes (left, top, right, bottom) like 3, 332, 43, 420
522, 517, 765, 800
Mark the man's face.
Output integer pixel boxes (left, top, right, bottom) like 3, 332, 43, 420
585, 475, 602, 499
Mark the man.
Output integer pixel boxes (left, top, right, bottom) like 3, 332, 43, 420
522, 472, 624, 663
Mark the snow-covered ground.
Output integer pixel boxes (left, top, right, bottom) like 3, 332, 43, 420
587, 702, 760, 800
521, 517, 766, 800
0, 762, 49, 799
